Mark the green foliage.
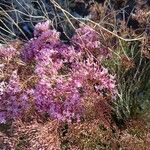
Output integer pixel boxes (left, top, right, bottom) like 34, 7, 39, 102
111, 41, 150, 120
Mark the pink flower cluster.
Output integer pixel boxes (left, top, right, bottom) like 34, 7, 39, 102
0, 20, 117, 123
0, 71, 28, 123
31, 21, 116, 122
71, 25, 109, 58
21, 21, 60, 62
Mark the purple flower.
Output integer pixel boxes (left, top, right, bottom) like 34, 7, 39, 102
72, 25, 109, 58
2, 20, 117, 124
0, 71, 29, 123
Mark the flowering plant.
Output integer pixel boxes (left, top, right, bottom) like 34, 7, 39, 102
0, 20, 117, 124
